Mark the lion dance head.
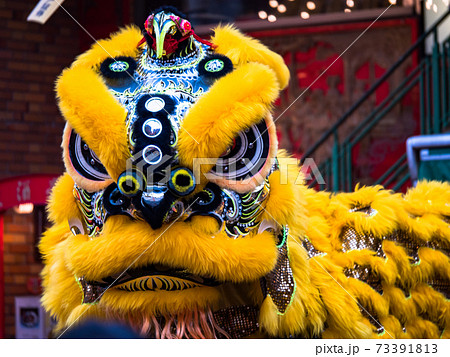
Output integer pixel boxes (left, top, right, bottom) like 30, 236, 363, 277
40, 7, 450, 339
41, 7, 309, 338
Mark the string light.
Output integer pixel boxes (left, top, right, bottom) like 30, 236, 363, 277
14, 203, 34, 214
300, 11, 310, 19
425, 0, 432, 9
433, 3, 438, 12
258, 0, 411, 21
258, 10, 268, 19
278, 4, 287, 12
306, 1, 316, 10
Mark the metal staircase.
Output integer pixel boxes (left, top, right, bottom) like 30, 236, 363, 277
302, 9, 450, 192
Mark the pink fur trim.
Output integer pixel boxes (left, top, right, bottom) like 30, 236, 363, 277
62, 124, 113, 192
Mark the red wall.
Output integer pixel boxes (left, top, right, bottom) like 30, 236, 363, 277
0, 0, 81, 180
251, 18, 419, 188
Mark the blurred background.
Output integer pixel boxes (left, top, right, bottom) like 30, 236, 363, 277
0, 0, 449, 338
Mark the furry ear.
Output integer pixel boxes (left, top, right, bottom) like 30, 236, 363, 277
56, 66, 130, 181
211, 25, 290, 90
72, 26, 142, 69
177, 62, 279, 186
56, 26, 142, 185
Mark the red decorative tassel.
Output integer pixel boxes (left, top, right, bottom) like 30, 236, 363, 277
137, 37, 146, 47
192, 32, 216, 48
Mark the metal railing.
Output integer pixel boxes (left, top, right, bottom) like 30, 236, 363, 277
302, 9, 450, 192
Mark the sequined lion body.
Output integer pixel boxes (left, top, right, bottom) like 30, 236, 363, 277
40, 9, 450, 338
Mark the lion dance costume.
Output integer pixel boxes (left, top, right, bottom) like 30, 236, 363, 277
40, 7, 450, 338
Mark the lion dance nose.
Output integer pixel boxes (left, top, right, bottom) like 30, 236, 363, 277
117, 169, 147, 197
111, 158, 196, 229
117, 166, 196, 201
168, 167, 196, 196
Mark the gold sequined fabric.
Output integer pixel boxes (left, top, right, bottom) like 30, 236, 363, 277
340, 227, 450, 297
427, 280, 450, 299
334, 203, 450, 336
343, 264, 383, 294
264, 229, 295, 314
302, 237, 325, 258
213, 305, 259, 338
349, 206, 378, 216
392, 229, 449, 261
341, 226, 385, 258
359, 307, 384, 334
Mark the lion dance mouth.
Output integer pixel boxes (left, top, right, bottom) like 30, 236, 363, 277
78, 264, 221, 303
40, 6, 450, 339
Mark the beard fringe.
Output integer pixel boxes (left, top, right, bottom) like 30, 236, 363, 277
105, 306, 231, 339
